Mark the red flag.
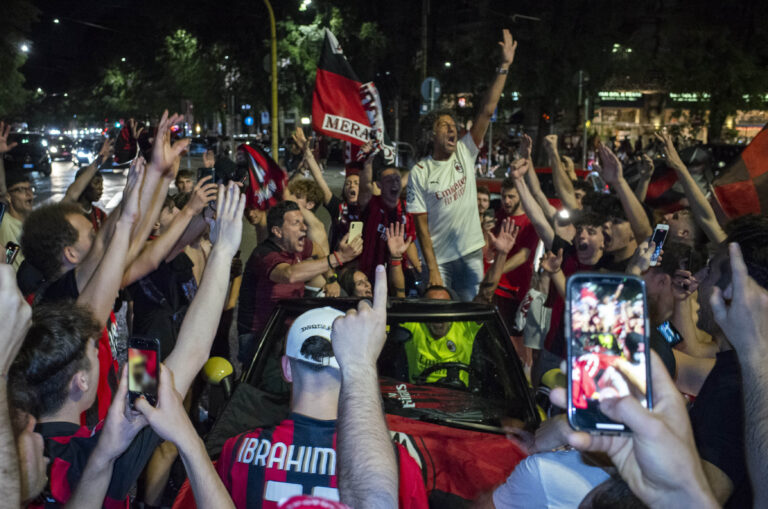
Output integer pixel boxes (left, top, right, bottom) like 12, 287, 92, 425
312, 29, 371, 146
713, 125, 768, 218
239, 143, 287, 211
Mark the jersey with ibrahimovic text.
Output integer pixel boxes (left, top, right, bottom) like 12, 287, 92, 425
216, 413, 428, 509
31, 422, 161, 508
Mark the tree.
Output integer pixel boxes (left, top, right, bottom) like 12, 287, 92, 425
0, 0, 37, 116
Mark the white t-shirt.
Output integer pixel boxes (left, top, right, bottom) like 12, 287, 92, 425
0, 212, 24, 271
492, 450, 610, 509
406, 132, 485, 264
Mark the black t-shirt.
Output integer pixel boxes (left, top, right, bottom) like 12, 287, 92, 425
17, 260, 45, 297
33, 421, 161, 507
39, 268, 80, 302
595, 252, 632, 273
689, 350, 752, 508
323, 195, 361, 251
129, 253, 197, 360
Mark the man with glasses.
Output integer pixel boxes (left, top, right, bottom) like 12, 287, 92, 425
0, 174, 35, 270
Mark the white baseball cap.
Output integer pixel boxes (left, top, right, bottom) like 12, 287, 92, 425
285, 307, 345, 369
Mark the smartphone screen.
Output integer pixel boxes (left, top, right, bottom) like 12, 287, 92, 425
349, 221, 364, 241
567, 274, 652, 433
197, 167, 215, 184
5, 242, 20, 265
649, 225, 669, 266
128, 338, 160, 406
657, 320, 683, 347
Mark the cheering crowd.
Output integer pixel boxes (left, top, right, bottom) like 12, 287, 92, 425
0, 28, 767, 509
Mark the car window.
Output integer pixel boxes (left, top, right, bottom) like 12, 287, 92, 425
379, 316, 533, 429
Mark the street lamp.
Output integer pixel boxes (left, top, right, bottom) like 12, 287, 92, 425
444, 61, 451, 68
20, 43, 29, 53
264, 0, 278, 159
53, 18, 60, 24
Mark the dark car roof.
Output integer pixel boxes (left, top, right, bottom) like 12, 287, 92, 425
275, 297, 497, 321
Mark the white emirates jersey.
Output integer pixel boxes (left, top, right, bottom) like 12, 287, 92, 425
406, 132, 485, 264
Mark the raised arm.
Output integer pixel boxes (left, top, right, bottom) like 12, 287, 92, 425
136, 366, 234, 509
470, 30, 517, 147
543, 135, 580, 212
0, 264, 30, 509
76, 161, 142, 324
121, 176, 217, 287
633, 154, 654, 203
357, 143, 375, 210
511, 159, 555, 249
333, 266, 399, 509
164, 184, 245, 397
385, 222, 412, 298
540, 249, 565, 299
475, 218, 519, 304
520, 134, 557, 221
293, 128, 333, 205
656, 132, 726, 244
270, 234, 361, 285
64, 138, 112, 202
598, 144, 653, 240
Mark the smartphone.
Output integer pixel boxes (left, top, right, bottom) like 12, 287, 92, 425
128, 337, 160, 407
566, 273, 652, 434
657, 320, 683, 347
197, 167, 215, 184
649, 224, 669, 267
349, 221, 363, 241
5, 242, 20, 265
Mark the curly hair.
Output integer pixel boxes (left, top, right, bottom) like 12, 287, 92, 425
21, 202, 85, 279
9, 302, 101, 418
288, 179, 324, 209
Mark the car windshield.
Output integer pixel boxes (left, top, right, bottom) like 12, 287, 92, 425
245, 303, 536, 433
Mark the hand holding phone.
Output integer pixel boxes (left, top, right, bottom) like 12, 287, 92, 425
649, 224, 669, 267
566, 274, 652, 434
128, 337, 160, 407
349, 221, 363, 241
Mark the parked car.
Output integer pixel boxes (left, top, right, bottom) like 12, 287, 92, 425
46, 135, 75, 163
74, 138, 104, 167
202, 297, 537, 505
3, 132, 52, 176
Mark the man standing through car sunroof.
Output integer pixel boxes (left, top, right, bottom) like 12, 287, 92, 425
407, 30, 518, 302
217, 305, 428, 509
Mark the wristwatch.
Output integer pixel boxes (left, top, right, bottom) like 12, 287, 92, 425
496, 67, 509, 75
327, 274, 339, 284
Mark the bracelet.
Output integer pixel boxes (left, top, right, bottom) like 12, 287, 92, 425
391, 260, 402, 267
496, 66, 509, 75
327, 255, 333, 270
333, 251, 343, 267
391, 255, 403, 261
327, 273, 339, 284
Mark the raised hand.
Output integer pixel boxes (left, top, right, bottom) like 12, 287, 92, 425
672, 269, 698, 301
540, 248, 564, 274
0, 121, 18, 153
625, 240, 657, 276
291, 127, 309, 152
487, 218, 520, 255
508, 157, 529, 181
120, 157, 145, 224
549, 353, 718, 508
597, 143, 623, 186
185, 176, 218, 215
98, 137, 113, 164
385, 222, 412, 258
654, 131, 685, 171
0, 264, 31, 376
710, 242, 768, 354
498, 29, 518, 68
202, 149, 216, 169
332, 265, 388, 369
518, 133, 532, 159
337, 233, 363, 264
151, 110, 190, 175
128, 118, 145, 141
638, 153, 654, 179
97, 368, 148, 460
543, 134, 558, 153
134, 365, 195, 443
210, 183, 246, 257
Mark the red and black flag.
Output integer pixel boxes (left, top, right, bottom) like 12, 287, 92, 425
238, 143, 288, 211
312, 29, 371, 146
713, 125, 768, 218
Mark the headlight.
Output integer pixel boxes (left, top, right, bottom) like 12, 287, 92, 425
49, 145, 58, 153
41, 139, 48, 147
77, 151, 91, 158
